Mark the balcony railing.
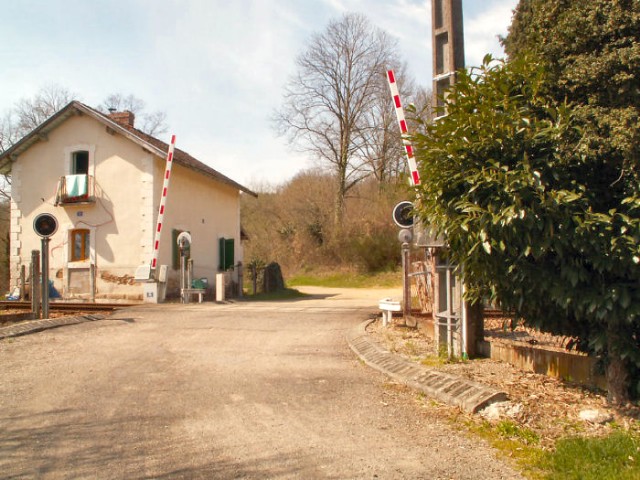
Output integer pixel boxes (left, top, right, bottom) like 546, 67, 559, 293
55, 174, 95, 205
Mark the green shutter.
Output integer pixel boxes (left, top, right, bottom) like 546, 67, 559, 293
225, 238, 234, 270
172, 229, 180, 269
219, 237, 235, 270
219, 237, 225, 270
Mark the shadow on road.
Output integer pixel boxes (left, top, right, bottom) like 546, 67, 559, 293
0, 408, 319, 479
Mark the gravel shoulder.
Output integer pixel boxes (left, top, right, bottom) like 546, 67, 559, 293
367, 317, 640, 449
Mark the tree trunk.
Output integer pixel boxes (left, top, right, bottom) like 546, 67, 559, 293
333, 189, 345, 227
606, 321, 630, 405
333, 163, 348, 228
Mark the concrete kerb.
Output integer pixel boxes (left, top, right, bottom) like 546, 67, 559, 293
347, 319, 507, 414
0, 314, 106, 341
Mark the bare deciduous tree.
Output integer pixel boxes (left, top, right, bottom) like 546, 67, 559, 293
411, 85, 434, 127
11, 84, 75, 144
0, 84, 76, 201
0, 111, 18, 155
356, 63, 418, 186
241, 169, 407, 277
274, 13, 404, 226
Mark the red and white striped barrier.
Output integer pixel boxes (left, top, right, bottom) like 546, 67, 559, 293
387, 69, 420, 186
151, 134, 176, 270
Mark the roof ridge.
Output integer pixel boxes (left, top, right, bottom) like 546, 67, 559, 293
0, 100, 257, 197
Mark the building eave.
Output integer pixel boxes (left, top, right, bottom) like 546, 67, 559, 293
0, 100, 257, 197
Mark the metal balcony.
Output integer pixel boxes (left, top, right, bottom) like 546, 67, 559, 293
55, 174, 95, 206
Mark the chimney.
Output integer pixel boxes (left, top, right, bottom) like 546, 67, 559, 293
109, 110, 135, 127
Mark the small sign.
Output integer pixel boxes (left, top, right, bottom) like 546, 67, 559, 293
398, 228, 413, 243
33, 213, 58, 238
392, 201, 414, 228
177, 231, 192, 248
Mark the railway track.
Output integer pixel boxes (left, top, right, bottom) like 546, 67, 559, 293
0, 301, 134, 313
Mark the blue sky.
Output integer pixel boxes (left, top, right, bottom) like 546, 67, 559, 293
1, 0, 518, 187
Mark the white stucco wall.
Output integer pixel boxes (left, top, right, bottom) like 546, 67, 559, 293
10, 113, 244, 301
152, 159, 243, 296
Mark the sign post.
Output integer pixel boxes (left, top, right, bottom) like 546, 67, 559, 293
33, 213, 58, 319
393, 201, 415, 323
177, 232, 192, 303
399, 229, 413, 322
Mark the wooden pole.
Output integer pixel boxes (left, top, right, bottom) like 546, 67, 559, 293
20, 265, 25, 301
90, 263, 96, 302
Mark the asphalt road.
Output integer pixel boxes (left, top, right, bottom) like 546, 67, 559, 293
0, 288, 522, 479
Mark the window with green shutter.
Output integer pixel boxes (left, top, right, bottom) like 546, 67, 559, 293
219, 237, 234, 271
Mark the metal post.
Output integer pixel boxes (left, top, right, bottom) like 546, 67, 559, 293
180, 252, 187, 304
402, 242, 411, 322
460, 264, 468, 360
446, 266, 452, 358
20, 265, 25, 301
41, 237, 50, 319
251, 264, 257, 295
90, 263, 95, 303
31, 250, 40, 318
237, 262, 243, 298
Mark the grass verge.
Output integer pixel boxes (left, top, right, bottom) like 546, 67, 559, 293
463, 418, 544, 474
241, 288, 307, 301
461, 418, 640, 479
536, 429, 640, 480
287, 270, 402, 288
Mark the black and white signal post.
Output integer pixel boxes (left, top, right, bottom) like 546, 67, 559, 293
33, 213, 58, 319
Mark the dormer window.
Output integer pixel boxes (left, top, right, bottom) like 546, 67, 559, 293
72, 150, 89, 174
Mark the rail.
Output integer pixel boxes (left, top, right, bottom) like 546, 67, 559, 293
0, 301, 132, 312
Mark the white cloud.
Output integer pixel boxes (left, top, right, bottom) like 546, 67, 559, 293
0, 0, 518, 187
464, 1, 517, 67
183, 131, 311, 188
321, 0, 350, 13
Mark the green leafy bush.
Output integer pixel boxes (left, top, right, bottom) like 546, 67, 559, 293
411, 54, 640, 401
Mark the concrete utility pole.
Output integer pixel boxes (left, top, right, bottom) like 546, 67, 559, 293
430, 0, 483, 358
431, 0, 465, 118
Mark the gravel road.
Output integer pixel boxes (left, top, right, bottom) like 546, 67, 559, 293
0, 288, 523, 479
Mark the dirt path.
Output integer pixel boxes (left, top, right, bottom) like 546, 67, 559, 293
0, 292, 523, 479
